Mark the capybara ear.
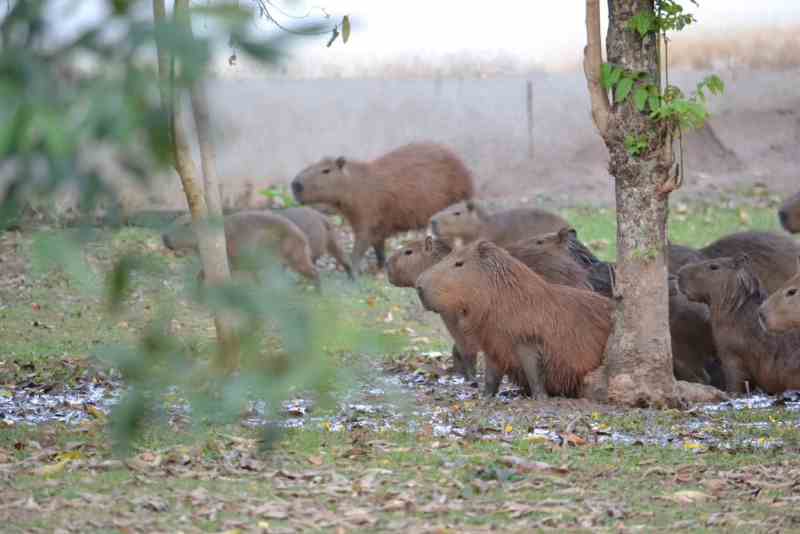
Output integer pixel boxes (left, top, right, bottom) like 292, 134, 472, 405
466, 200, 476, 212
424, 236, 434, 252
557, 227, 573, 243
335, 156, 346, 169
796, 254, 800, 273
733, 252, 751, 268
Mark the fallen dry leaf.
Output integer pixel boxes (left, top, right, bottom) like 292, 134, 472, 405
668, 490, 711, 504
499, 456, 569, 475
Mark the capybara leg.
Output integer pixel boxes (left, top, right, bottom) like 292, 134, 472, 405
720, 359, 748, 394
516, 344, 547, 400
285, 244, 321, 290
483, 358, 503, 398
451, 344, 476, 381
350, 237, 371, 277
673, 357, 709, 385
327, 235, 354, 280
374, 240, 386, 269
706, 357, 726, 390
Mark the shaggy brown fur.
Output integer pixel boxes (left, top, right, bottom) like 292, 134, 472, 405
779, 192, 800, 233
668, 276, 721, 387
278, 207, 352, 279
429, 201, 568, 249
162, 211, 319, 287
669, 231, 799, 293
290, 143, 474, 275
759, 260, 800, 333
678, 254, 800, 394
668, 243, 704, 274
415, 241, 613, 398
386, 236, 593, 382
514, 227, 614, 297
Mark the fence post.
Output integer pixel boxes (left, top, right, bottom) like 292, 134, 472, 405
526, 80, 534, 159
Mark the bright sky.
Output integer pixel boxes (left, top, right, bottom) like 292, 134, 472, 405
284, 0, 800, 66
44, 0, 800, 68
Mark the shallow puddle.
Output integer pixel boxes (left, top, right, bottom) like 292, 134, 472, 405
4, 362, 800, 452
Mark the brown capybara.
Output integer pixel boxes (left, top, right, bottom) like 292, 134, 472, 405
290, 142, 474, 275
678, 253, 800, 394
779, 192, 800, 233
667, 276, 722, 387
759, 260, 800, 333
515, 227, 614, 297
668, 231, 799, 293
278, 207, 353, 279
668, 243, 704, 274
386, 236, 593, 382
162, 211, 320, 288
429, 201, 568, 249
415, 240, 613, 399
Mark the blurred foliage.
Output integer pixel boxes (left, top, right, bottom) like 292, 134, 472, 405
3, 0, 377, 453
259, 184, 298, 208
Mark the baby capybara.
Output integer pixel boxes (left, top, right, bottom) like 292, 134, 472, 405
162, 211, 320, 287
387, 236, 593, 381
290, 142, 474, 276
759, 261, 800, 333
668, 276, 721, 387
429, 200, 568, 249
415, 241, 613, 399
779, 192, 800, 233
278, 207, 353, 279
678, 254, 800, 394
516, 227, 614, 297
668, 231, 799, 293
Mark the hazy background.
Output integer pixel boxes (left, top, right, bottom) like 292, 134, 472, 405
46, 0, 800, 209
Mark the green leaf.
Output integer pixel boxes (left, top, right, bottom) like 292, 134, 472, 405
627, 12, 656, 37
600, 63, 613, 89
341, 15, 351, 44
648, 95, 661, 112
609, 66, 623, 86
633, 86, 648, 112
615, 77, 634, 103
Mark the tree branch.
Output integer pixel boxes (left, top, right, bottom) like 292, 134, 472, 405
583, 0, 611, 137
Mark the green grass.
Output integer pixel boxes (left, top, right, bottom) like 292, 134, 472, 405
2, 201, 799, 532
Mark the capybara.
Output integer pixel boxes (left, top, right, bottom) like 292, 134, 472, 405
779, 192, 800, 233
678, 254, 800, 394
162, 211, 320, 288
668, 231, 799, 293
759, 260, 800, 333
516, 227, 615, 297
668, 243, 704, 274
290, 142, 474, 275
429, 200, 569, 249
668, 276, 721, 387
278, 207, 353, 279
386, 236, 593, 381
415, 241, 613, 398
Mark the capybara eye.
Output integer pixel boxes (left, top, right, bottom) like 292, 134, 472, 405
404, 249, 413, 255
453, 211, 461, 216
454, 261, 464, 267
788, 288, 798, 297
536, 240, 545, 245
709, 264, 719, 271
322, 168, 331, 174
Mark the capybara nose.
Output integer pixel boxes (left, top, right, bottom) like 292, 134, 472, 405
779, 209, 789, 229
291, 180, 304, 196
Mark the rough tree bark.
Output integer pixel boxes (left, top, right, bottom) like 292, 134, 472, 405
583, 0, 678, 407
153, 0, 240, 373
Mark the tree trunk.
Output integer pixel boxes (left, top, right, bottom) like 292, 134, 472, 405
583, 0, 679, 407
153, 0, 240, 373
